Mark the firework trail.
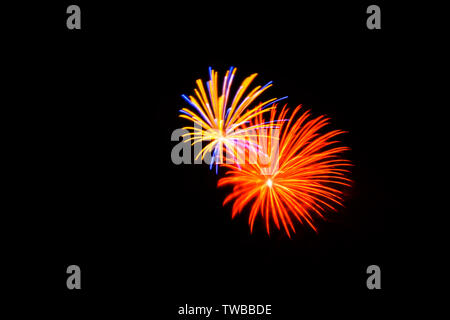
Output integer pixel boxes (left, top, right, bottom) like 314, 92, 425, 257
218, 105, 352, 237
179, 67, 287, 172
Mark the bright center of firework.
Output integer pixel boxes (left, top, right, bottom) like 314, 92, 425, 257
266, 178, 273, 188
217, 130, 226, 141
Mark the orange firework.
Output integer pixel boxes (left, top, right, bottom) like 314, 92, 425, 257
218, 105, 352, 237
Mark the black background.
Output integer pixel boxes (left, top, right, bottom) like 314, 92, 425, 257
4, 1, 413, 318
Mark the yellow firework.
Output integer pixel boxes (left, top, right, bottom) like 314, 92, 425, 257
179, 67, 286, 170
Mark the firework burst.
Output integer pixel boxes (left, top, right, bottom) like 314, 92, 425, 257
218, 105, 352, 237
179, 67, 286, 171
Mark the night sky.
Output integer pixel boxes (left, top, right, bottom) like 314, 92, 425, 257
4, 1, 416, 318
